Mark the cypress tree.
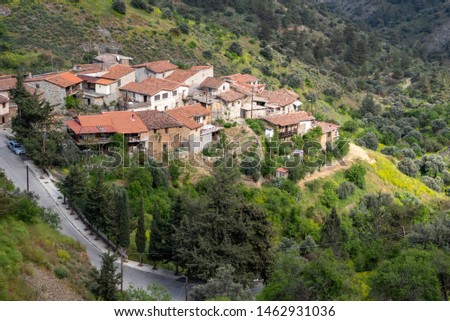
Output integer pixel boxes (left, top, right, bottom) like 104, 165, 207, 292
95, 252, 120, 301
135, 194, 147, 265
117, 189, 130, 249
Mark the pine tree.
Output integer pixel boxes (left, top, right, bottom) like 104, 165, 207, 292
148, 202, 171, 269
61, 165, 87, 209
117, 188, 130, 249
135, 194, 147, 265
85, 170, 108, 232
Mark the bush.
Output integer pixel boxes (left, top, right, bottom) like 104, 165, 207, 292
397, 158, 419, 177
358, 132, 378, 150
245, 119, 264, 135
421, 176, 441, 192
228, 42, 243, 56
401, 148, 416, 159
381, 146, 399, 156
130, 0, 147, 10
321, 182, 338, 208
342, 120, 358, 133
260, 47, 273, 61
336, 181, 356, 199
202, 50, 212, 59
54, 266, 68, 279
345, 164, 366, 189
112, 0, 126, 14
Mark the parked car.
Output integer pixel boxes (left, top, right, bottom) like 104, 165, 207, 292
7, 140, 25, 155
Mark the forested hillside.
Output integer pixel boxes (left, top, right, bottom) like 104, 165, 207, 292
1, 0, 450, 301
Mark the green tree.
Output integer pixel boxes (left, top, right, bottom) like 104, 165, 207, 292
90, 252, 120, 301
60, 165, 87, 209
370, 248, 442, 300
136, 194, 147, 265
321, 208, 343, 257
117, 188, 130, 249
148, 201, 171, 268
345, 163, 366, 189
190, 265, 253, 301
112, 0, 126, 14
360, 95, 380, 116
119, 283, 171, 301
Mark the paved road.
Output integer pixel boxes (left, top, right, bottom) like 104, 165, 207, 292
0, 129, 188, 300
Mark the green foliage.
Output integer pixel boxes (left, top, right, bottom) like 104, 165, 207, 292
228, 42, 243, 56
54, 266, 69, 279
369, 248, 444, 300
358, 131, 378, 150
119, 283, 171, 301
135, 195, 147, 264
336, 181, 356, 200
112, 0, 126, 14
245, 118, 264, 135
117, 189, 130, 249
397, 158, 419, 177
345, 164, 366, 189
321, 183, 338, 208
90, 252, 120, 301
190, 265, 253, 301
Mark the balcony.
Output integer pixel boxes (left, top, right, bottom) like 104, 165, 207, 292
126, 136, 143, 143
279, 131, 297, 139
200, 125, 222, 136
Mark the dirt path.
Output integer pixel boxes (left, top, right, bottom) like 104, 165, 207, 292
298, 143, 374, 187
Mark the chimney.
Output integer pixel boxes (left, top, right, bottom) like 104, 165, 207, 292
131, 113, 135, 121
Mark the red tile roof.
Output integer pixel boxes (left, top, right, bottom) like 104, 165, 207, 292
260, 89, 299, 107
121, 78, 187, 96
165, 69, 197, 84
0, 77, 44, 96
133, 60, 178, 73
166, 103, 210, 130
200, 77, 227, 90
66, 111, 147, 135
78, 75, 116, 85
276, 167, 289, 174
190, 65, 213, 71
101, 64, 134, 80
218, 90, 245, 102
73, 63, 103, 74
136, 110, 182, 130
222, 73, 258, 84
26, 72, 82, 88
263, 111, 315, 127
317, 122, 340, 133
0, 95, 9, 104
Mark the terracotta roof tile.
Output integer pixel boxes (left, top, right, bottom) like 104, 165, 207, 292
133, 60, 178, 73
67, 111, 147, 135
0, 77, 17, 91
200, 77, 227, 90
0, 95, 9, 104
166, 103, 210, 130
317, 122, 340, 133
190, 65, 213, 71
73, 63, 103, 74
136, 110, 182, 130
165, 69, 197, 84
260, 88, 299, 107
263, 111, 315, 127
25, 72, 82, 88
218, 90, 245, 102
101, 64, 134, 80
276, 167, 289, 173
78, 75, 116, 85
121, 78, 187, 96
222, 73, 258, 84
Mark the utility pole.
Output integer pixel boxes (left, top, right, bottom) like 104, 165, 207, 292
185, 276, 189, 301
26, 164, 29, 192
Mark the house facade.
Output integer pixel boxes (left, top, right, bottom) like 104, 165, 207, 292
0, 94, 9, 127
317, 122, 340, 149
25, 72, 82, 110
121, 78, 189, 111
93, 54, 133, 69
133, 60, 178, 82
262, 111, 316, 140
136, 110, 183, 158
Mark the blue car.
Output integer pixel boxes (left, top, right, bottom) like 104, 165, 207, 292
8, 140, 25, 155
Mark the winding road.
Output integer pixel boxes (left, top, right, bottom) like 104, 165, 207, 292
0, 129, 189, 300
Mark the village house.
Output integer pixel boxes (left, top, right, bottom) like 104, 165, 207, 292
217, 90, 247, 120
221, 73, 260, 86
135, 110, 183, 158
259, 89, 302, 115
166, 103, 221, 151
275, 167, 289, 179
316, 121, 340, 149
133, 60, 179, 82
78, 64, 136, 106
262, 111, 316, 140
166, 65, 214, 95
93, 53, 133, 69
24, 72, 82, 111
0, 76, 44, 124
66, 111, 148, 148
120, 78, 189, 111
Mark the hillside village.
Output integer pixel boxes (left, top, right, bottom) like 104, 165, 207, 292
1, 53, 339, 160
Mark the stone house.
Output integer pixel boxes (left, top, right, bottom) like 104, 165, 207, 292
133, 60, 178, 82
135, 110, 183, 158
316, 121, 340, 149
166, 103, 221, 152
259, 88, 302, 115
217, 90, 247, 120
24, 72, 82, 111
120, 78, 189, 111
262, 111, 316, 140
66, 111, 148, 148
166, 65, 214, 95
93, 54, 133, 69
275, 167, 289, 179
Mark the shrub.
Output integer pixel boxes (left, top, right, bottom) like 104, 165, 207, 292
421, 176, 441, 192
345, 164, 366, 189
260, 47, 273, 61
401, 148, 416, 159
179, 23, 189, 35
202, 50, 212, 59
321, 182, 339, 208
245, 119, 264, 135
130, 0, 147, 10
358, 132, 378, 150
336, 181, 356, 199
381, 146, 399, 156
228, 42, 243, 56
342, 120, 358, 133
112, 0, 126, 14
54, 266, 68, 279
397, 158, 419, 177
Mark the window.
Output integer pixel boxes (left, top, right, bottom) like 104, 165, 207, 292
162, 93, 169, 99
223, 85, 225, 90
153, 129, 157, 134
36, 84, 40, 89
165, 128, 169, 134
172, 90, 178, 96
164, 106, 168, 110
155, 94, 161, 101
